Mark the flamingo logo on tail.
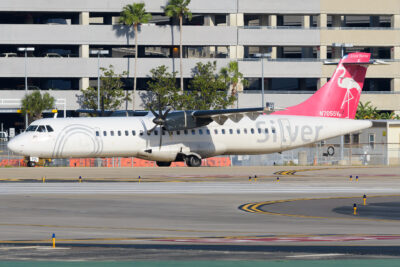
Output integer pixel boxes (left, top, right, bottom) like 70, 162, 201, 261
337, 64, 363, 118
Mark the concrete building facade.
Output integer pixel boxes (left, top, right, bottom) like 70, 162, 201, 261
0, 0, 399, 130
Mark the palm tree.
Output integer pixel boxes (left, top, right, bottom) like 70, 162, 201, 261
120, 3, 152, 111
164, 0, 192, 91
219, 61, 249, 108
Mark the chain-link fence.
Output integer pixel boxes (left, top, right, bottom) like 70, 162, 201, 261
1, 140, 399, 167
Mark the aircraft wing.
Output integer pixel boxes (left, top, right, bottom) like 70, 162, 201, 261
192, 107, 269, 125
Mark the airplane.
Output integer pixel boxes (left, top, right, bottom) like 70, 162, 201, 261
8, 52, 374, 167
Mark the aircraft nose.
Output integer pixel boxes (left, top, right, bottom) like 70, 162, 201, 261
7, 137, 23, 154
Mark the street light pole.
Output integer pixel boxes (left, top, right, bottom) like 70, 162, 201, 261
90, 50, 109, 112
255, 53, 271, 108
18, 47, 35, 129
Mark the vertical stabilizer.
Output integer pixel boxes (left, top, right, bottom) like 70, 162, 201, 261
273, 52, 371, 119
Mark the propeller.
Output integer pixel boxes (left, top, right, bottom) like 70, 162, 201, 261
147, 94, 172, 148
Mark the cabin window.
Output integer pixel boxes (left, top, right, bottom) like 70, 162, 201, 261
206, 129, 210, 135
169, 131, 174, 135
244, 129, 248, 134
353, 134, 360, 144
258, 128, 262, 134
110, 131, 114, 136
132, 130, 136, 136
46, 126, 54, 132
103, 131, 107, 136
176, 131, 180, 135
139, 130, 144, 136
199, 129, 203, 135
222, 129, 226, 135
229, 129, 233, 134
265, 128, 269, 134
125, 130, 129, 136
237, 129, 240, 134
214, 129, 218, 134
26, 125, 38, 132
192, 129, 196, 135
154, 130, 158, 135
162, 130, 166, 135
250, 128, 255, 134
184, 130, 188, 135
272, 128, 276, 134
118, 131, 121, 136
95, 131, 100, 137
146, 130, 151, 136
37, 125, 47, 132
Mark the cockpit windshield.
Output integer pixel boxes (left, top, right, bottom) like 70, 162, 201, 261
26, 125, 54, 133
26, 125, 38, 132
37, 125, 47, 132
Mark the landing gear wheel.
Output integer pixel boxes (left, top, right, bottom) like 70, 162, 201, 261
27, 161, 36, 167
156, 161, 172, 167
186, 155, 202, 167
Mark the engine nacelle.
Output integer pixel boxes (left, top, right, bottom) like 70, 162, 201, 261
163, 111, 212, 132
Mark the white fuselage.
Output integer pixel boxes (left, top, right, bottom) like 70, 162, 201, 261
8, 115, 372, 162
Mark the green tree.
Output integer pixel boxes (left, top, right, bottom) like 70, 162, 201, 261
120, 2, 152, 111
219, 61, 249, 108
164, 0, 192, 91
146, 65, 182, 110
356, 101, 400, 120
21, 91, 55, 123
80, 65, 129, 115
186, 61, 236, 110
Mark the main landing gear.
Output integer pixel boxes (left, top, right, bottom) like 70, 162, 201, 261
156, 161, 172, 167
185, 155, 202, 167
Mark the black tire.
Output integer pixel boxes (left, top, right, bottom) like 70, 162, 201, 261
27, 161, 36, 167
188, 155, 202, 167
156, 161, 172, 167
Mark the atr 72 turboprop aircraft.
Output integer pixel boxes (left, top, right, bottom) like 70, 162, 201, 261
8, 53, 374, 167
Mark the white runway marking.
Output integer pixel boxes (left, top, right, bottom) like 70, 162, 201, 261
1, 182, 400, 195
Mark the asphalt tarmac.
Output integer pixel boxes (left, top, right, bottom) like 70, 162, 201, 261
0, 166, 400, 261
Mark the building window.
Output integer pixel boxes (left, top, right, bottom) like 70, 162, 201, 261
352, 134, 360, 144
369, 134, 375, 149
344, 134, 350, 144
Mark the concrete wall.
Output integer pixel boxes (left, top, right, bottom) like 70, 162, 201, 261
238, 0, 320, 14
0, 25, 237, 46
0, 0, 237, 13
239, 29, 320, 46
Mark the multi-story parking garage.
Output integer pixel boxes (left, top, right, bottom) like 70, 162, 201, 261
0, 0, 399, 132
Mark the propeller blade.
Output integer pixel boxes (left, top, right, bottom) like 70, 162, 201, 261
159, 125, 163, 149
147, 124, 158, 135
149, 106, 158, 118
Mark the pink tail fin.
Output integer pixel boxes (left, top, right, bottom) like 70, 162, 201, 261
273, 52, 371, 119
